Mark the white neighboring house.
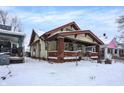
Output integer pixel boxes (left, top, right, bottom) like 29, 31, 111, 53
0, 24, 25, 63
100, 38, 124, 60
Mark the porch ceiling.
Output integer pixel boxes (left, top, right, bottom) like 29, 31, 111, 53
46, 30, 104, 45
0, 34, 22, 43
0, 30, 25, 37
46, 33, 98, 46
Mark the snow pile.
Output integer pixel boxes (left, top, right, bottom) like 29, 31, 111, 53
0, 57, 124, 86
0, 66, 9, 76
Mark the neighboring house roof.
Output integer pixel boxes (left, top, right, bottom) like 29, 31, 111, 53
41, 21, 81, 39
29, 30, 38, 46
46, 30, 104, 45
108, 38, 118, 48
29, 29, 45, 46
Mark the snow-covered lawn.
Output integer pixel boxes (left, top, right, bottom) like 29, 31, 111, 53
0, 57, 124, 86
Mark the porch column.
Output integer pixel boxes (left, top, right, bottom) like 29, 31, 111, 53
18, 37, 24, 47
96, 45, 100, 53
104, 47, 108, 59
57, 36, 64, 62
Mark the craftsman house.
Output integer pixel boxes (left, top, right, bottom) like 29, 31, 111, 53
0, 24, 25, 63
29, 22, 104, 62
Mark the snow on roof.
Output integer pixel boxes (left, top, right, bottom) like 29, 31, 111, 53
0, 29, 25, 36
34, 29, 45, 37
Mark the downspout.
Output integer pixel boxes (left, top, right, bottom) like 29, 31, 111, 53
45, 40, 49, 61
38, 40, 41, 60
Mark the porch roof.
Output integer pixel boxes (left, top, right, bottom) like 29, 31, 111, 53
64, 37, 98, 46
0, 29, 25, 37
46, 30, 104, 45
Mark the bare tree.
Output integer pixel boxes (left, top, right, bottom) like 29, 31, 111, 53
11, 16, 22, 32
0, 9, 22, 32
117, 15, 124, 39
0, 10, 8, 25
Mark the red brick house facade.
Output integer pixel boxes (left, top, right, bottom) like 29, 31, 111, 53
29, 22, 104, 62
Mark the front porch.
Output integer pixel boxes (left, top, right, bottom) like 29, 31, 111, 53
47, 36, 100, 62
0, 32, 25, 63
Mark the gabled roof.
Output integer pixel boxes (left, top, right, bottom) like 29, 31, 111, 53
108, 38, 118, 48
29, 29, 40, 46
46, 30, 104, 45
42, 21, 81, 39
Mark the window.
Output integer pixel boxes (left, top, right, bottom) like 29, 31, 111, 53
60, 28, 63, 32
108, 48, 113, 54
115, 49, 117, 54
78, 44, 82, 50
64, 42, 73, 51
64, 43, 68, 50
0, 41, 11, 52
86, 46, 96, 52
12, 44, 17, 48
122, 50, 124, 54
108, 48, 110, 53
69, 43, 73, 51
93, 48, 96, 52
119, 49, 121, 55
86, 46, 93, 52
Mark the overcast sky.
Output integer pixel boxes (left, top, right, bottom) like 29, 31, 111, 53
0, 6, 124, 50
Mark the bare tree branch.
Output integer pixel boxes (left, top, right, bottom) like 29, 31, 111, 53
0, 10, 8, 25
116, 15, 124, 41
0, 9, 22, 32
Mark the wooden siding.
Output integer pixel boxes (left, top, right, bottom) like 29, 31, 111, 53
66, 34, 97, 44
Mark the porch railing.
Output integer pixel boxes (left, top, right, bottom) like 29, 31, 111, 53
48, 51, 98, 60
64, 51, 81, 57
48, 51, 81, 60
86, 52, 98, 59
0, 47, 24, 57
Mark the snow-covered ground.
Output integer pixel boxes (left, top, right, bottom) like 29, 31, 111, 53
0, 57, 124, 86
